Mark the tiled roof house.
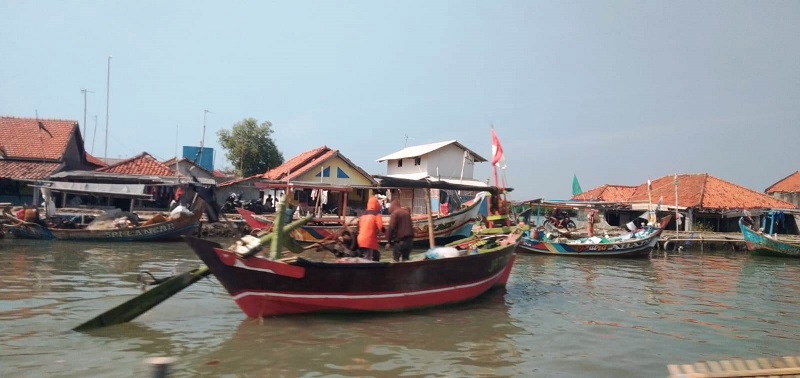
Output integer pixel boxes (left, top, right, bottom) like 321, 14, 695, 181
0, 116, 100, 204
574, 185, 637, 202
574, 174, 797, 233
163, 157, 218, 183
576, 174, 794, 210
217, 146, 377, 210
765, 171, 800, 208
99, 152, 175, 176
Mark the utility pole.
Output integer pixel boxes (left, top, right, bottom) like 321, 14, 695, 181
104, 56, 112, 161
199, 109, 211, 165
80, 88, 93, 138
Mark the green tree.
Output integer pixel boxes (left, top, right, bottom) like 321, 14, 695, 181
217, 118, 284, 177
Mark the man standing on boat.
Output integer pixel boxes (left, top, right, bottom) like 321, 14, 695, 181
357, 197, 384, 261
386, 199, 414, 262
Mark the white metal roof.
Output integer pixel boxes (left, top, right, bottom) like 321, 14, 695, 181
375, 140, 487, 162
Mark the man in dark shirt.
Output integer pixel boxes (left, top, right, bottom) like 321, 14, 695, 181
386, 199, 414, 261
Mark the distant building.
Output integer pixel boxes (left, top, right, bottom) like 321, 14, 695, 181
163, 157, 217, 183
765, 171, 800, 208
575, 173, 798, 233
0, 116, 103, 205
218, 146, 376, 213
182, 146, 214, 172
376, 140, 487, 214
49, 152, 214, 210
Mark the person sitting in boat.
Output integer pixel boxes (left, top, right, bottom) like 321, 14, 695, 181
386, 199, 414, 262
356, 197, 385, 261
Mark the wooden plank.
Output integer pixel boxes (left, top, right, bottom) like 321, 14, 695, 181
669, 356, 800, 378
667, 364, 683, 376
731, 359, 747, 371
719, 360, 734, 372
694, 362, 710, 373
681, 364, 697, 374
745, 359, 761, 371
707, 361, 723, 373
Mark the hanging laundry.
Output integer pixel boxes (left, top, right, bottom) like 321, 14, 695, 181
321, 190, 328, 205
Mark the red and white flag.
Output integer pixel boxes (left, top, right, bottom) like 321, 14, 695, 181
491, 129, 505, 168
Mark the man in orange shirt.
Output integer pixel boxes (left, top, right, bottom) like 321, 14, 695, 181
356, 197, 384, 261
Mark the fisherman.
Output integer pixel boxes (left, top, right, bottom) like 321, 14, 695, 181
386, 199, 414, 262
356, 196, 384, 261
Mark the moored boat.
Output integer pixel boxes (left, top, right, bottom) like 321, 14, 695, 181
238, 192, 484, 245
1, 201, 204, 242
739, 218, 800, 257
185, 230, 520, 317
517, 216, 670, 257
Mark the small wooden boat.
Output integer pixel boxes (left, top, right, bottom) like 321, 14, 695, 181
237, 192, 486, 244
1, 202, 204, 242
185, 230, 520, 317
516, 216, 670, 257
739, 218, 800, 257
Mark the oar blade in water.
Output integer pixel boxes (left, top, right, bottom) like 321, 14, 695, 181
73, 240, 222, 332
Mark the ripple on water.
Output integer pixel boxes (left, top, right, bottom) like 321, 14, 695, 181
2, 243, 800, 377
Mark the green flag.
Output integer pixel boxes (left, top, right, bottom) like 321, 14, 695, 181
572, 174, 583, 196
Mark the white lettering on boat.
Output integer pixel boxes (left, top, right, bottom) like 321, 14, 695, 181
104, 223, 176, 239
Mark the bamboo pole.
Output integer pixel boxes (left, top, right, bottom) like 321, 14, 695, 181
73, 215, 314, 332
425, 189, 435, 248
270, 197, 287, 260
675, 174, 679, 234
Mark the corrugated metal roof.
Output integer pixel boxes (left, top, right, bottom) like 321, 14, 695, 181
376, 140, 487, 162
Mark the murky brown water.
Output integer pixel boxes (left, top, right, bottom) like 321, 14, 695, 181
2, 238, 799, 377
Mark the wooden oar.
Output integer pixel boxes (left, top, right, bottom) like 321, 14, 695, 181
73, 210, 313, 332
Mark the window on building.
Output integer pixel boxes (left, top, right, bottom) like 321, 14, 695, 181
336, 167, 349, 179
397, 159, 403, 167
414, 157, 421, 166
315, 166, 331, 178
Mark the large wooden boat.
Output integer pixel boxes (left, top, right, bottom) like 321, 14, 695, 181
1, 202, 203, 242
184, 231, 520, 317
739, 218, 800, 257
516, 216, 670, 257
237, 191, 486, 244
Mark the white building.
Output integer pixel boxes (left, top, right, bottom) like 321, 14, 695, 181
376, 140, 487, 213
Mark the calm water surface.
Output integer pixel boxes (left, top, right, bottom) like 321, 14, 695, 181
1, 238, 799, 377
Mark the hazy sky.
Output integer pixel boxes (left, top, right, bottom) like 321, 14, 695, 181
2, 1, 798, 199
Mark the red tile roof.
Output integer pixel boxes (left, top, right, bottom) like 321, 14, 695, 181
573, 185, 637, 202
0, 160, 62, 180
98, 152, 175, 176
220, 146, 376, 188
212, 169, 227, 178
263, 146, 333, 180
84, 152, 108, 168
765, 171, 800, 194
0, 116, 79, 161
613, 174, 795, 210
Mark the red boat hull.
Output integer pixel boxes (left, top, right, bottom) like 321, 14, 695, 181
186, 237, 516, 317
